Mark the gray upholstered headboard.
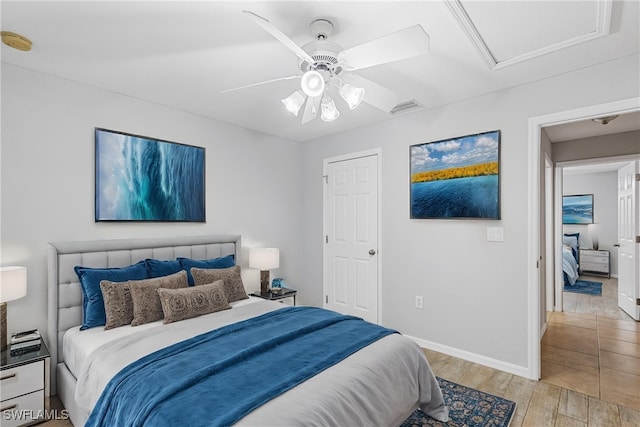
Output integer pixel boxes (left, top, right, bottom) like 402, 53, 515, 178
47, 234, 241, 393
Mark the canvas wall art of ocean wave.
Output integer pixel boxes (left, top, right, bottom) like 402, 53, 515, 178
410, 130, 500, 219
562, 194, 593, 224
95, 129, 205, 222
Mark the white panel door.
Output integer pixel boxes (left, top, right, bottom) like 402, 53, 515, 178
617, 161, 639, 320
324, 153, 379, 323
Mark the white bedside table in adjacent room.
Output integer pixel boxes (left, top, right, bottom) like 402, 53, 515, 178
579, 249, 611, 278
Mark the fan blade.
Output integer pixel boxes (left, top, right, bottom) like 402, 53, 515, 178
220, 75, 300, 94
301, 95, 321, 124
343, 74, 400, 112
338, 25, 429, 71
243, 10, 315, 65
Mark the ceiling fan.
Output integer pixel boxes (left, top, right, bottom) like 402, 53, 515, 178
221, 11, 430, 124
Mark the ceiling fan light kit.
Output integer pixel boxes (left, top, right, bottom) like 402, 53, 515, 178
231, 11, 430, 124
282, 90, 306, 116
321, 96, 340, 122
339, 83, 365, 110
300, 70, 325, 97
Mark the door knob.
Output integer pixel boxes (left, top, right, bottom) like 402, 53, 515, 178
369, 249, 376, 256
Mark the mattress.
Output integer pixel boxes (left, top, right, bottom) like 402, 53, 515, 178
62, 296, 263, 379
66, 298, 448, 426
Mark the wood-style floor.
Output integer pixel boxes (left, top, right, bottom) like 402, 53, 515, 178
42, 275, 639, 427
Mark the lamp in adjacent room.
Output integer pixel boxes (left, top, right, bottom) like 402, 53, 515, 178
249, 248, 280, 295
0, 266, 27, 351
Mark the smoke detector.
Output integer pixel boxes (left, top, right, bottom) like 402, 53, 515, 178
1, 31, 32, 51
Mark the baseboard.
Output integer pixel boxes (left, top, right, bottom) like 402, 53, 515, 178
405, 334, 531, 379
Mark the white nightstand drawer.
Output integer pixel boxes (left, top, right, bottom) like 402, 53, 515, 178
581, 262, 609, 273
0, 389, 44, 427
0, 361, 44, 401
581, 254, 608, 264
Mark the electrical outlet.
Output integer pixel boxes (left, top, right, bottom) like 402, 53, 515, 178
415, 296, 423, 309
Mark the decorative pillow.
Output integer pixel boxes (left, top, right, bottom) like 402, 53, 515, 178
145, 259, 183, 279
157, 280, 230, 324
178, 255, 235, 285
129, 271, 188, 326
100, 280, 134, 330
190, 265, 248, 303
74, 261, 148, 330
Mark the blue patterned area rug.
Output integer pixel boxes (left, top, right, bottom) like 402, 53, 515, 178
564, 279, 602, 296
401, 377, 516, 427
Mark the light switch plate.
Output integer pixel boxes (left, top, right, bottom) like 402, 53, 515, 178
487, 227, 504, 242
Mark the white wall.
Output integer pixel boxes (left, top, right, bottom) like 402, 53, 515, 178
0, 64, 304, 346
300, 54, 639, 373
563, 171, 620, 275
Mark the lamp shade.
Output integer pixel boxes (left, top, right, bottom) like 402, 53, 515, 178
0, 266, 27, 303
249, 248, 280, 270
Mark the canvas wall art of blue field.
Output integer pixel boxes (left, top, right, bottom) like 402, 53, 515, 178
410, 130, 500, 219
95, 128, 205, 222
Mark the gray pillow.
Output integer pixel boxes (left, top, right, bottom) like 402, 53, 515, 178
190, 265, 248, 303
129, 271, 188, 326
100, 280, 133, 330
157, 280, 230, 324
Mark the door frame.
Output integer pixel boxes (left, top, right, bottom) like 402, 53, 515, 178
527, 97, 640, 380
322, 148, 383, 324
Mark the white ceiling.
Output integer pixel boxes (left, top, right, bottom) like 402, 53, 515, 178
1, 0, 639, 142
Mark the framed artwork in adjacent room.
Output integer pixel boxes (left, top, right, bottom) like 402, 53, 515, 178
410, 130, 501, 219
562, 194, 594, 224
95, 128, 205, 222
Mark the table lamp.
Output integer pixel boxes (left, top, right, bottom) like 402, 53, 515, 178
249, 248, 279, 295
0, 266, 27, 351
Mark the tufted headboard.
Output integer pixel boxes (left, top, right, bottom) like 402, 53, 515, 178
47, 234, 241, 393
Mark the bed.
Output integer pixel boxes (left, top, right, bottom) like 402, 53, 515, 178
48, 235, 448, 426
562, 233, 580, 286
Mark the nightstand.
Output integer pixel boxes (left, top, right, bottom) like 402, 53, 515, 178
250, 288, 297, 305
579, 249, 610, 278
1, 339, 50, 427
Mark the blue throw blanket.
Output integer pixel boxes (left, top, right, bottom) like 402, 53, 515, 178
86, 306, 396, 427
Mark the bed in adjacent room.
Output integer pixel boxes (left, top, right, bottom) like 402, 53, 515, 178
562, 233, 580, 286
48, 235, 448, 426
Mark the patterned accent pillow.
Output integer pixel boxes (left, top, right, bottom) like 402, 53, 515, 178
100, 280, 134, 330
129, 271, 188, 326
157, 280, 230, 324
190, 265, 248, 303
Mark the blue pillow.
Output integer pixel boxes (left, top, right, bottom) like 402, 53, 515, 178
145, 259, 183, 278
74, 261, 148, 330
178, 255, 235, 285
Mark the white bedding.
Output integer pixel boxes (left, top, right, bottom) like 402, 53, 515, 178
63, 296, 262, 379
562, 244, 579, 285
68, 299, 448, 426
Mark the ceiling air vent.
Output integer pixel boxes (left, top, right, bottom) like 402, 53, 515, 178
390, 99, 423, 115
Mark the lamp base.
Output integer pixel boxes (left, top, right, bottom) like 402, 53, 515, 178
260, 270, 270, 295
0, 302, 7, 351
